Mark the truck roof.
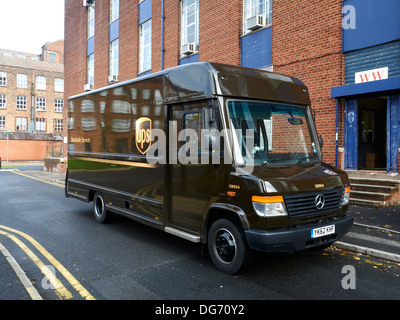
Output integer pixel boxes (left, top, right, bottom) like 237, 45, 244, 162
68, 62, 311, 106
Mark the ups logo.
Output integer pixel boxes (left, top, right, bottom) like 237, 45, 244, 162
136, 117, 152, 154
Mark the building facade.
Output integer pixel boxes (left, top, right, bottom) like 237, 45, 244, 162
64, 0, 400, 173
0, 41, 64, 161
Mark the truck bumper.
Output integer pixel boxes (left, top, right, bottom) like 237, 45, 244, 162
245, 214, 354, 252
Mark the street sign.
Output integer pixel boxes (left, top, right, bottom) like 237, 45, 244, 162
5, 132, 12, 135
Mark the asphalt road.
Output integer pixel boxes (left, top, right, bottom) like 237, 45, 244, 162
0, 170, 399, 305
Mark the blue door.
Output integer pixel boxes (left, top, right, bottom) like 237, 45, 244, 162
387, 94, 400, 172
345, 99, 358, 170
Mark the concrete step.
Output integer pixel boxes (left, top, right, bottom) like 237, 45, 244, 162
350, 190, 392, 201
349, 197, 386, 207
350, 183, 398, 193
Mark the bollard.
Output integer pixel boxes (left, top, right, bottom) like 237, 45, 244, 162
0, 156, 2, 169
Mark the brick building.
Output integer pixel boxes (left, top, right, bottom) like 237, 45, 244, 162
0, 41, 64, 162
64, 0, 400, 175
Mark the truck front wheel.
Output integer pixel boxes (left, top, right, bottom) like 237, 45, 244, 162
208, 218, 251, 274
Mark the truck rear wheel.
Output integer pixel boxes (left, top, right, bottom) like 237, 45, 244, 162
208, 218, 250, 274
92, 192, 112, 223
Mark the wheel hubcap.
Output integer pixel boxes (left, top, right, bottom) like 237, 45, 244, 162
95, 196, 104, 217
214, 228, 236, 264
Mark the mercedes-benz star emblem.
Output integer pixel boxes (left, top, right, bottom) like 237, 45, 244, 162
315, 194, 325, 210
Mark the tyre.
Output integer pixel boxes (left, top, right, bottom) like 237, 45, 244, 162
207, 218, 251, 274
92, 192, 112, 223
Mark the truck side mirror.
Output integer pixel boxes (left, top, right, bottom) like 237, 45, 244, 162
319, 134, 323, 148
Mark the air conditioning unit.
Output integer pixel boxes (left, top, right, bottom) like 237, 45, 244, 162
182, 42, 195, 55
247, 15, 265, 31
84, 83, 93, 91
83, 0, 95, 7
108, 75, 119, 83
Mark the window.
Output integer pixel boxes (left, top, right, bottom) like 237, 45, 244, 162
110, 0, 119, 22
54, 79, 64, 92
0, 94, 6, 108
54, 119, 63, 132
17, 54, 26, 59
243, 0, 272, 33
36, 76, 46, 90
16, 117, 27, 131
181, 0, 199, 54
55, 99, 64, 113
36, 97, 46, 111
48, 52, 56, 62
110, 39, 119, 77
88, 5, 95, 38
88, 53, 94, 85
16, 96, 27, 110
0, 72, 7, 86
17, 74, 27, 88
139, 19, 152, 73
0, 116, 5, 131
35, 118, 46, 132
3, 52, 11, 57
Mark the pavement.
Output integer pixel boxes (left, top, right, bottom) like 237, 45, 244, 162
0, 162, 399, 300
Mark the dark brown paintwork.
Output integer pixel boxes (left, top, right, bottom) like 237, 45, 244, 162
66, 62, 352, 251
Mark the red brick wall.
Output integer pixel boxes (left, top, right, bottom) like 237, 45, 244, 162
0, 140, 63, 161
272, 0, 344, 166
199, 0, 241, 65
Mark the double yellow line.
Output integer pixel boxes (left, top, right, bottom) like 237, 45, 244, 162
0, 225, 95, 300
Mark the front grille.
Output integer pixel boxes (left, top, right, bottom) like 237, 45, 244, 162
284, 188, 344, 217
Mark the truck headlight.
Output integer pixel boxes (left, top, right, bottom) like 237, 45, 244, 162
341, 186, 351, 206
252, 195, 287, 217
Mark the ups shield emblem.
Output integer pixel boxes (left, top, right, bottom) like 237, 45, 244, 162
136, 117, 152, 154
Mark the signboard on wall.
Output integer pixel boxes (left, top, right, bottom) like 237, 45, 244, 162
355, 67, 388, 84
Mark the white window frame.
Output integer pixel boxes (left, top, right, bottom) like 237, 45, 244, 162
36, 76, 46, 90
0, 116, 5, 131
0, 72, 7, 86
35, 118, 46, 132
110, 0, 119, 23
17, 74, 27, 88
16, 96, 27, 110
0, 94, 6, 109
54, 119, 63, 132
88, 5, 95, 38
139, 19, 152, 73
243, 0, 272, 33
55, 99, 64, 113
54, 78, 64, 92
16, 117, 27, 131
110, 39, 119, 77
181, 0, 199, 55
88, 53, 94, 85
36, 97, 46, 112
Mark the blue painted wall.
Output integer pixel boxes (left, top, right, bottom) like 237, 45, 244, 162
241, 28, 272, 69
179, 53, 199, 65
139, 0, 152, 25
345, 41, 400, 84
87, 37, 94, 56
109, 19, 119, 42
343, 0, 400, 52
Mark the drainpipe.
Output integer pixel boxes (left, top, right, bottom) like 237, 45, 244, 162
161, 0, 165, 70
335, 99, 339, 168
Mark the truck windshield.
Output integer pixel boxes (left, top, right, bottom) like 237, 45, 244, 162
227, 100, 321, 167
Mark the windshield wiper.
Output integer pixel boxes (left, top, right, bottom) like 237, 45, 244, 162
297, 155, 318, 164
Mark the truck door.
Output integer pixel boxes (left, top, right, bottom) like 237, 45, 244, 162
169, 102, 222, 234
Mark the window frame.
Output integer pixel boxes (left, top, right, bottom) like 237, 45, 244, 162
88, 5, 95, 39
0, 72, 7, 86
110, 0, 119, 23
0, 94, 6, 109
16, 96, 27, 110
36, 97, 46, 112
35, 118, 46, 132
0, 116, 5, 131
243, 0, 272, 34
139, 19, 152, 74
17, 74, 28, 88
36, 76, 46, 90
15, 117, 27, 131
180, 0, 199, 55
55, 99, 64, 113
109, 39, 119, 77
54, 78, 64, 92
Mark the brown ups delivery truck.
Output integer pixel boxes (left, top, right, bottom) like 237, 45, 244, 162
66, 62, 353, 274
